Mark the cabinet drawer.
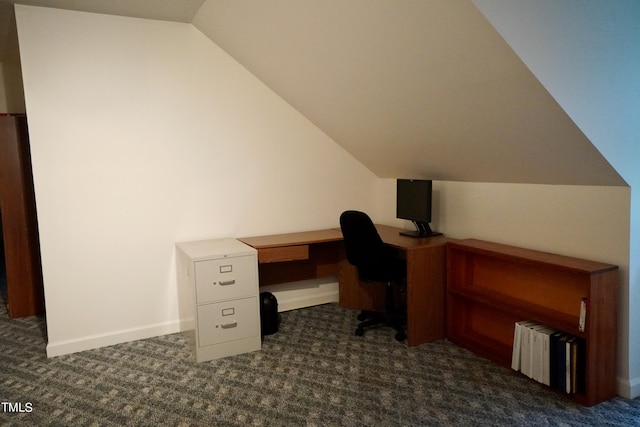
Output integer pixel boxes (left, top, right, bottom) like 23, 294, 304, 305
195, 255, 257, 303
258, 245, 309, 263
197, 297, 259, 347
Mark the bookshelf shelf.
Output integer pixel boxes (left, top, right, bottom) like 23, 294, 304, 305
446, 239, 618, 406
448, 288, 585, 338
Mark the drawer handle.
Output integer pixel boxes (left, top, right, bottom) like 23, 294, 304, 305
221, 321, 238, 329
219, 279, 236, 286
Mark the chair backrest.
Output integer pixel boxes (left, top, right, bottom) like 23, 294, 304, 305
339, 210, 388, 271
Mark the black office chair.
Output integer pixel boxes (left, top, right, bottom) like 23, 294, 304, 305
339, 210, 406, 342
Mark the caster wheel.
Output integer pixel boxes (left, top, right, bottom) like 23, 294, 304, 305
395, 332, 406, 342
355, 328, 364, 337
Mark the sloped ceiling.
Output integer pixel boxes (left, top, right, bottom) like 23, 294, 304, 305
192, 0, 625, 186
1, 0, 626, 186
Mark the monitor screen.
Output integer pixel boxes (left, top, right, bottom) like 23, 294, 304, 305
396, 179, 432, 223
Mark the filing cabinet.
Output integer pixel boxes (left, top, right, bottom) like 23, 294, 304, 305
176, 238, 261, 362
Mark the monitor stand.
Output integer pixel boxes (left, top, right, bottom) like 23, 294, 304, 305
399, 221, 442, 238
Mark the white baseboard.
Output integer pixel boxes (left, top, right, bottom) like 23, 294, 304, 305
618, 375, 640, 399
632, 377, 640, 399
259, 278, 339, 312
46, 319, 185, 358
46, 280, 338, 357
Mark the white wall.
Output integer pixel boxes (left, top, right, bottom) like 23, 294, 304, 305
378, 179, 628, 266
15, 5, 377, 356
473, 0, 639, 400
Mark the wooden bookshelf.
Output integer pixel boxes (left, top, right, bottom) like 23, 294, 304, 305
446, 239, 618, 406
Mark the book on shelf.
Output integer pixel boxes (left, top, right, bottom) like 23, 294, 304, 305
555, 334, 570, 392
512, 321, 586, 394
535, 327, 557, 386
511, 320, 536, 371
565, 336, 576, 394
549, 331, 567, 390
579, 297, 587, 332
520, 322, 536, 378
530, 324, 551, 383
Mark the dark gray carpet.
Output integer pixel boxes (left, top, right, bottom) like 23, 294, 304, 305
1, 293, 640, 426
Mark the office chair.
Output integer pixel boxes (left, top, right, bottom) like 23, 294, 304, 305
339, 210, 406, 342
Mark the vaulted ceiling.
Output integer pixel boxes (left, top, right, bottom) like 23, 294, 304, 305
0, 0, 626, 186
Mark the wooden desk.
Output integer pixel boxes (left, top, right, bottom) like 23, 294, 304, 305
238, 229, 343, 287
239, 226, 450, 347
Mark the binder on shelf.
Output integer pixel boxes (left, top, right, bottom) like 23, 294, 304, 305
511, 322, 522, 370
557, 334, 570, 393
520, 322, 538, 378
512, 320, 535, 371
565, 336, 576, 394
549, 331, 567, 389
530, 324, 550, 382
536, 327, 557, 386
579, 297, 587, 332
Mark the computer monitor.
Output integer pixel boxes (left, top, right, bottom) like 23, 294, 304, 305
396, 179, 441, 238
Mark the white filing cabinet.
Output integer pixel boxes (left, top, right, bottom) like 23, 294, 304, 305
176, 238, 261, 362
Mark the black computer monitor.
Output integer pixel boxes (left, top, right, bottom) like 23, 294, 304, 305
396, 179, 441, 238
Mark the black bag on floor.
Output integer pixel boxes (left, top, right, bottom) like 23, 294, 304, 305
259, 292, 279, 336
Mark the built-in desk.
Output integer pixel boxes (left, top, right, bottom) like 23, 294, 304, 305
238, 226, 451, 347
238, 229, 343, 287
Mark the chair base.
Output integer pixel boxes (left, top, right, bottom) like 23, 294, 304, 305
354, 309, 406, 342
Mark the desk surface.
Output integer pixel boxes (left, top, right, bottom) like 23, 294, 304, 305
238, 229, 343, 249
373, 224, 450, 249
239, 225, 448, 249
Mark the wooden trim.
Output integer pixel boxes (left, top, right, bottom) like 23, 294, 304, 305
0, 116, 44, 318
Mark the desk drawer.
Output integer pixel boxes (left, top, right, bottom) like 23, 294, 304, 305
197, 297, 259, 347
258, 245, 309, 263
195, 255, 257, 303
